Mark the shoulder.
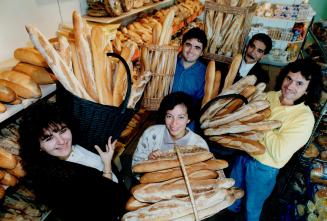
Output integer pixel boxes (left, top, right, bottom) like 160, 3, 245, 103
187, 130, 209, 149
142, 125, 165, 135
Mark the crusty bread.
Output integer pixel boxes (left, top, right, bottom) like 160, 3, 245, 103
140, 159, 228, 183
0, 148, 17, 169
13, 62, 55, 84
0, 85, 16, 103
125, 196, 150, 211
14, 47, 48, 67
0, 71, 41, 98
223, 53, 242, 90
132, 177, 235, 203
202, 60, 216, 107
212, 70, 222, 98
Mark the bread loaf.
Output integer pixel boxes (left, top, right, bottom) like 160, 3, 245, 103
132, 147, 213, 173
223, 53, 242, 90
0, 85, 16, 103
140, 159, 228, 183
6, 157, 26, 178
132, 177, 235, 203
0, 171, 18, 186
0, 71, 41, 98
0, 148, 17, 169
14, 47, 48, 67
239, 108, 271, 123
13, 62, 55, 84
202, 60, 216, 107
209, 135, 265, 155
125, 196, 150, 211
212, 70, 222, 99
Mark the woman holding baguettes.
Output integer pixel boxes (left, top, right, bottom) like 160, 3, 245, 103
227, 58, 323, 221
19, 102, 130, 221
132, 92, 209, 166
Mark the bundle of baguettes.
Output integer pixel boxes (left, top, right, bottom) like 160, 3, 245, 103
200, 57, 282, 154
124, 146, 243, 220
205, 0, 254, 57
0, 147, 26, 199
25, 10, 148, 109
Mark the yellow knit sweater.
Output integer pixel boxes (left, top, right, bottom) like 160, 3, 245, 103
251, 91, 314, 168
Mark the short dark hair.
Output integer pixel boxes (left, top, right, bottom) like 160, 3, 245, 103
274, 58, 323, 107
182, 27, 207, 50
157, 92, 195, 123
248, 33, 272, 54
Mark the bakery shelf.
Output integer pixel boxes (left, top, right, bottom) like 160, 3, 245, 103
83, 0, 174, 24
0, 84, 56, 124
253, 15, 312, 23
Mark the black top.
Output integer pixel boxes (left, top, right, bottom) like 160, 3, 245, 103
234, 62, 270, 85
26, 155, 129, 221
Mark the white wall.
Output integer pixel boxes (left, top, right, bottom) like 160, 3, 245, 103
0, 0, 82, 68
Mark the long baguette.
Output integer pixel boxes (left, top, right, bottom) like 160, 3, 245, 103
132, 177, 235, 203
201, 100, 270, 129
127, 71, 152, 109
132, 147, 213, 173
239, 108, 271, 123
211, 70, 222, 99
230, 131, 265, 141
202, 60, 216, 108
223, 53, 242, 90
125, 196, 150, 211
204, 120, 282, 136
140, 159, 228, 183
209, 135, 266, 155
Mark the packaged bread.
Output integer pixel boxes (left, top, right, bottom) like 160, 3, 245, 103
14, 47, 48, 67
13, 62, 55, 84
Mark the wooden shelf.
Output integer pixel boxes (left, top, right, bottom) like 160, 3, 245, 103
0, 84, 56, 124
83, 0, 174, 24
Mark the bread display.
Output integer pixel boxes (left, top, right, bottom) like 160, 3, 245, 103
200, 75, 282, 155
14, 47, 48, 68
13, 62, 55, 84
125, 147, 243, 220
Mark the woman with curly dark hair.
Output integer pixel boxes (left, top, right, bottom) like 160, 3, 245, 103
19, 101, 129, 221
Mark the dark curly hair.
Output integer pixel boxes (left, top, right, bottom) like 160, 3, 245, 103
274, 58, 323, 107
182, 27, 207, 51
19, 101, 74, 176
248, 33, 272, 55
157, 92, 195, 124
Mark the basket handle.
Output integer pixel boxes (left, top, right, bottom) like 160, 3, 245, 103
106, 52, 132, 113
199, 93, 248, 117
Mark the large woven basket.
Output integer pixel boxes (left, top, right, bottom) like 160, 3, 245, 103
57, 53, 137, 153
141, 44, 179, 111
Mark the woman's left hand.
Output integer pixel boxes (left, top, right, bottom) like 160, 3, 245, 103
94, 136, 117, 169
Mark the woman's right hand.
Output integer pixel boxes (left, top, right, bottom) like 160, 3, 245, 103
148, 150, 163, 160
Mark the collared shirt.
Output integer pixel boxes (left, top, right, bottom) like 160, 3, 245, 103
67, 144, 118, 183
239, 59, 256, 77
172, 56, 206, 101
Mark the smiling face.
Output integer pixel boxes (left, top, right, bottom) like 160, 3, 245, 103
39, 123, 73, 160
245, 40, 267, 64
165, 104, 190, 140
280, 71, 310, 105
182, 38, 204, 64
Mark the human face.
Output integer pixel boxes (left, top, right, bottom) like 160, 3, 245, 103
182, 38, 203, 64
280, 71, 310, 105
165, 104, 190, 140
245, 40, 267, 64
39, 124, 73, 160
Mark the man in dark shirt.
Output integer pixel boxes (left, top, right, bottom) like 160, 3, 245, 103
235, 33, 272, 84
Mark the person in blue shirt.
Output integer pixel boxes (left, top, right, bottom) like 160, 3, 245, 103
172, 27, 208, 102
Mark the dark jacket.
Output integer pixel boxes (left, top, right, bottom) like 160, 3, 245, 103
234, 62, 270, 84
26, 155, 129, 221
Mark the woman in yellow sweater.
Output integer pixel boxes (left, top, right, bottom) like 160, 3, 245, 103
228, 58, 323, 221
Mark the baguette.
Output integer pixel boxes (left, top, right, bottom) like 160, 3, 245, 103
230, 131, 265, 141
209, 135, 266, 155
0, 71, 41, 98
202, 60, 216, 107
204, 120, 282, 136
158, 9, 175, 45
223, 53, 242, 90
14, 47, 48, 67
239, 108, 271, 123
13, 62, 55, 84
201, 100, 270, 128
127, 71, 152, 109
211, 70, 222, 98
132, 147, 213, 173
152, 22, 162, 44
0, 148, 17, 169
6, 156, 26, 178
132, 178, 235, 203
0, 85, 16, 103
125, 196, 150, 211
140, 159, 228, 183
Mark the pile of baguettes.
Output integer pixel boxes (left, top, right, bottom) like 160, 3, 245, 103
200, 55, 282, 155
205, 0, 253, 57
0, 147, 26, 199
123, 146, 244, 220
25, 10, 150, 109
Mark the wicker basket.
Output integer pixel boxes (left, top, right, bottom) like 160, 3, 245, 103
141, 44, 179, 111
